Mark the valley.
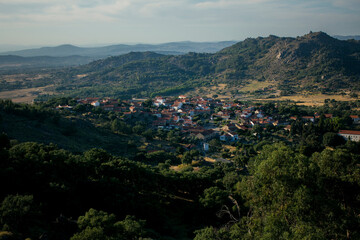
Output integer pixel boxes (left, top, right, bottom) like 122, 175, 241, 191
1, 31, 360, 240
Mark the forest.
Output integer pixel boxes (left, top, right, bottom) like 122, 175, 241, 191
0, 98, 360, 239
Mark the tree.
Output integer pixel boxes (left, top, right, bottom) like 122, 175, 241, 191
142, 129, 153, 140
199, 187, 228, 209
84, 148, 112, 164
350, 92, 358, 98
114, 215, 146, 240
0, 133, 10, 149
132, 125, 145, 135
111, 119, 131, 134
251, 124, 262, 135
322, 132, 346, 147
0, 195, 41, 237
231, 143, 360, 239
181, 152, 193, 165
71, 209, 148, 240
209, 139, 222, 152
194, 226, 228, 240
71, 227, 105, 240
77, 208, 116, 230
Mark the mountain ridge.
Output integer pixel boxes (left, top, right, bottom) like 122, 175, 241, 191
60, 31, 360, 98
1, 32, 359, 101
0, 41, 237, 58
0, 55, 94, 69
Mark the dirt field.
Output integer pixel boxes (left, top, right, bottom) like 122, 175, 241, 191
0, 86, 53, 103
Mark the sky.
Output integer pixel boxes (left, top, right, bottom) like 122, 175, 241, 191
0, 0, 359, 48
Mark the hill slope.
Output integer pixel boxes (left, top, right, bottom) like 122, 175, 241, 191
2, 32, 360, 100
213, 32, 360, 93
0, 55, 94, 69
0, 100, 132, 156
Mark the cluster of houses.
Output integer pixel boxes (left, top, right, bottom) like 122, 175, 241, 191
56, 95, 360, 143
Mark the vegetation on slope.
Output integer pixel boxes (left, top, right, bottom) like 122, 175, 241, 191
1, 98, 360, 239
1, 32, 359, 101
41, 32, 360, 99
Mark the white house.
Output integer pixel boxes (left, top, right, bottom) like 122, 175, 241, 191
203, 143, 209, 151
91, 101, 100, 107
256, 111, 264, 118
153, 97, 165, 107
338, 130, 360, 142
350, 115, 360, 124
172, 101, 183, 111
220, 132, 239, 142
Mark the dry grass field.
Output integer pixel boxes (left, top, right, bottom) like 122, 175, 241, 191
0, 86, 54, 103
257, 94, 359, 106
240, 80, 274, 92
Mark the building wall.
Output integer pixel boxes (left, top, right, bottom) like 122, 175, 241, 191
339, 133, 360, 142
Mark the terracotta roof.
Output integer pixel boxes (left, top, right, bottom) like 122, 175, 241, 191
324, 114, 333, 118
339, 130, 360, 135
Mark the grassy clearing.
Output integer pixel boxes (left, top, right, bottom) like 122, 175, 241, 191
0, 86, 54, 103
240, 80, 274, 92
257, 94, 359, 106
204, 157, 216, 163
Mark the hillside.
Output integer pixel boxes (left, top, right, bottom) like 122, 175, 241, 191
0, 100, 133, 156
44, 32, 359, 98
1, 32, 359, 101
0, 55, 94, 69
1, 91, 360, 240
214, 32, 360, 94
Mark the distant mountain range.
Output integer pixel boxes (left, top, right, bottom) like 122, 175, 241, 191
0, 41, 236, 69
333, 35, 360, 41
0, 41, 237, 57
0, 55, 94, 70
34, 31, 359, 99
1, 32, 359, 100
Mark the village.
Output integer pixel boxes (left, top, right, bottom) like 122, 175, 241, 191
56, 95, 360, 159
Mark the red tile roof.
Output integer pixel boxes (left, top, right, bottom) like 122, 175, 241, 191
339, 130, 360, 135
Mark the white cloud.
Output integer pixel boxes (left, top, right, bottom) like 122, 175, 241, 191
194, 0, 272, 9
0, 0, 359, 45
0, 0, 52, 3
0, 0, 132, 23
330, 0, 360, 10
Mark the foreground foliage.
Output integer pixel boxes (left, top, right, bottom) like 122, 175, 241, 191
194, 143, 360, 239
1, 99, 360, 239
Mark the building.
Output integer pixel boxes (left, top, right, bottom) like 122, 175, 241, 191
91, 101, 100, 107
302, 116, 315, 122
220, 131, 239, 142
338, 130, 360, 142
203, 142, 209, 151
350, 115, 360, 124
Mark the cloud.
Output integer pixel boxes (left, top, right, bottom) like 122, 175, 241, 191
194, 0, 273, 9
0, 0, 359, 45
0, 0, 51, 3
0, 0, 132, 23
330, 0, 360, 11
